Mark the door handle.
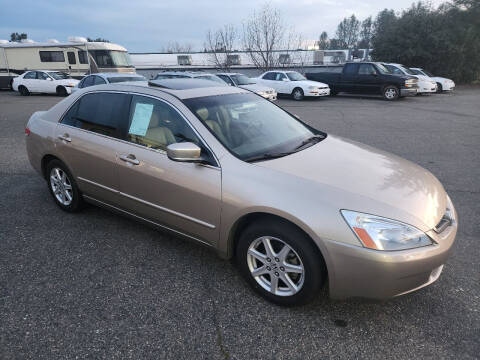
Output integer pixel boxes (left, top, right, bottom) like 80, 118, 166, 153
58, 134, 71, 142
119, 154, 140, 165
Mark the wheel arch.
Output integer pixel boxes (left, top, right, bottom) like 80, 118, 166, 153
227, 211, 329, 275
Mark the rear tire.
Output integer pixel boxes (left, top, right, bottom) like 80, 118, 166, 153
46, 159, 83, 212
56, 86, 68, 96
382, 85, 399, 101
18, 85, 30, 96
292, 88, 304, 101
236, 218, 326, 306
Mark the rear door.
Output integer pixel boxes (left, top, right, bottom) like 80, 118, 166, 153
339, 64, 359, 93
55, 91, 131, 205
114, 94, 222, 245
21, 71, 37, 91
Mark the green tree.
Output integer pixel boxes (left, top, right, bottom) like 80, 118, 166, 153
358, 16, 373, 48
318, 31, 329, 49
10, 32, 27, 42
336, 15, 360, 49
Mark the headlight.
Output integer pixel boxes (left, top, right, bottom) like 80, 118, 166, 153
66, 83, 76, 87
405, 79, 417, 88
341, 210, 433, 251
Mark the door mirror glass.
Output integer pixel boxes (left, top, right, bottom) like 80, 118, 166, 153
167, 142, 202, 162
282, 78, 289, 82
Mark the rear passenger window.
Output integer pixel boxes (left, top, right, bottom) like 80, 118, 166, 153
126, 95, 200, 151
94, 76, 106, 85
61, 92, 130, 139
24, 71, 36, 79
343, 64, 359, 75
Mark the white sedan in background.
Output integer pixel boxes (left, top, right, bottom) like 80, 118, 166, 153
216, 72, 277, 101
383, 63, 437, 94
410, 68, 455, 92
72, 73, 147, 93
13, 70, 79, 96
256, 70, 330, 100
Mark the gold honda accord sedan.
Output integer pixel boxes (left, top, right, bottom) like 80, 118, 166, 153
25, 79, 457, 306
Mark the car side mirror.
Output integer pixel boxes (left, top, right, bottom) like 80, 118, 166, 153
167, 142, 202, 162
372, 72, 378, 76
46, 78, 52, 81
282, 78, 289, 82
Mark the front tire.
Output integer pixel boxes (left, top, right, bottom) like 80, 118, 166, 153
46, 159, 83, 212
236, 218, 326, 306
292, 87, 304, 101
436, 83, 443, 93
18, 85, 30, 96
382, 85, 399, 101
56, 86, 68, 96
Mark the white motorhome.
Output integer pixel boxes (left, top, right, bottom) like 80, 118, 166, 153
0, 37, 135, 89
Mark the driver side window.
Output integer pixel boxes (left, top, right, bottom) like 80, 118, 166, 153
126, 95, 201, 151
275, 73, 286, 81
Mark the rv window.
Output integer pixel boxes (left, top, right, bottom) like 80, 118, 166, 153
39, 51, 65, 62
78, 51, 88, 64
67, 52, 76, 65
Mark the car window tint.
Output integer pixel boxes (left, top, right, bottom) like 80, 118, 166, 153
82, 76, 95, 87
262, 72, 275, 80
218, 75, 234, 86
275, 73, 286, 81
343, 64, 359, 75
126, 95, 201, 151
24, 71, 36, 79
37, 72, 50, 80
94, 76, 106, 85
61, 92, 130, 139
358, 64, 377, 75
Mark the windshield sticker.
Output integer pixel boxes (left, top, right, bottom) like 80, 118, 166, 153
129, 103, 153, 136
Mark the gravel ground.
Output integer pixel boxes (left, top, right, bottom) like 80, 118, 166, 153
0, 88, 479, 359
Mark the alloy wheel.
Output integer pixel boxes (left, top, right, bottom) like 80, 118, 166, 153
293, 89, 303, 100
385, 87, 397, 99
247, 236, 305, 296
50, 167, 73, 206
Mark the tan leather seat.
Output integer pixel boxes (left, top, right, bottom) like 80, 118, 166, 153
196, 108, 229, 145
140, 111, 176, 149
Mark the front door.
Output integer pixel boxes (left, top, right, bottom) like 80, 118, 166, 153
355, 64, 382, 94
55, 91, 131, 205
115, 95, 222, 246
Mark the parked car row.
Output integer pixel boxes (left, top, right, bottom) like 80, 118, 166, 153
11, 62, 455, 101
25, 77, 458, 306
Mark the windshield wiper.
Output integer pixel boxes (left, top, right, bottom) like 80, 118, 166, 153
294, 134, 325, 151
244, 151, 295, 163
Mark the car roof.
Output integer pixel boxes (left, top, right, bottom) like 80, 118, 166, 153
82, 81, 248, 100
157, 71, 217, 77
89, 73, 145, 78
149, 78, 223, 90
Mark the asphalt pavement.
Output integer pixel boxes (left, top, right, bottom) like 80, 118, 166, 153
1, 88, 479, 359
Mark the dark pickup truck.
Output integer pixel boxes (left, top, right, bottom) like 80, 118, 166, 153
306, 62, 418, 100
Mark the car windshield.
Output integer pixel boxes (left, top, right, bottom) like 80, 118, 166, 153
47, 72, 71, 80
424, 70, 434, 77
231, 74, 255, 85
196, 75, 226, 84
183, 93, 324, 162
375, 63, 391, 74
399, 65, 416, 75
90, 50, 133, 68
409, 68, 423, 75
107, 76, 146, 83
286, 72, 306, 81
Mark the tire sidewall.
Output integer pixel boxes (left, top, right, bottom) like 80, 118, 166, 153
46, 159, 83, 212
56, 86, 67, 96
236, 219, 325, 306
383, 85, 399, 101
436, 83, 443, 93
19, 86, 29, 96
292, 88, 304, 101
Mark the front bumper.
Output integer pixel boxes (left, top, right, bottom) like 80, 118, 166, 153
307, 88, 330, 97
418, 83, 438, 93
325, 209, 457, 300
400, 88, 418, 97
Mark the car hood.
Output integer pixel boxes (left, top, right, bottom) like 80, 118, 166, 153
239, 84, 275, 93
432, 76, 452, 83
415, 75, 436, 83
257, 135, 447, 230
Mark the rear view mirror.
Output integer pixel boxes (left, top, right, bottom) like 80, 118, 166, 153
167, 142, 202, 162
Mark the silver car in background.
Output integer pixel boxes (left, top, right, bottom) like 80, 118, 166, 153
216, 72, 277, 101
72, 73, 147, 93
25, 80, 457, 305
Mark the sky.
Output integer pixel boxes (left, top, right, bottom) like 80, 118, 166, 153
0, 0, 447, 53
